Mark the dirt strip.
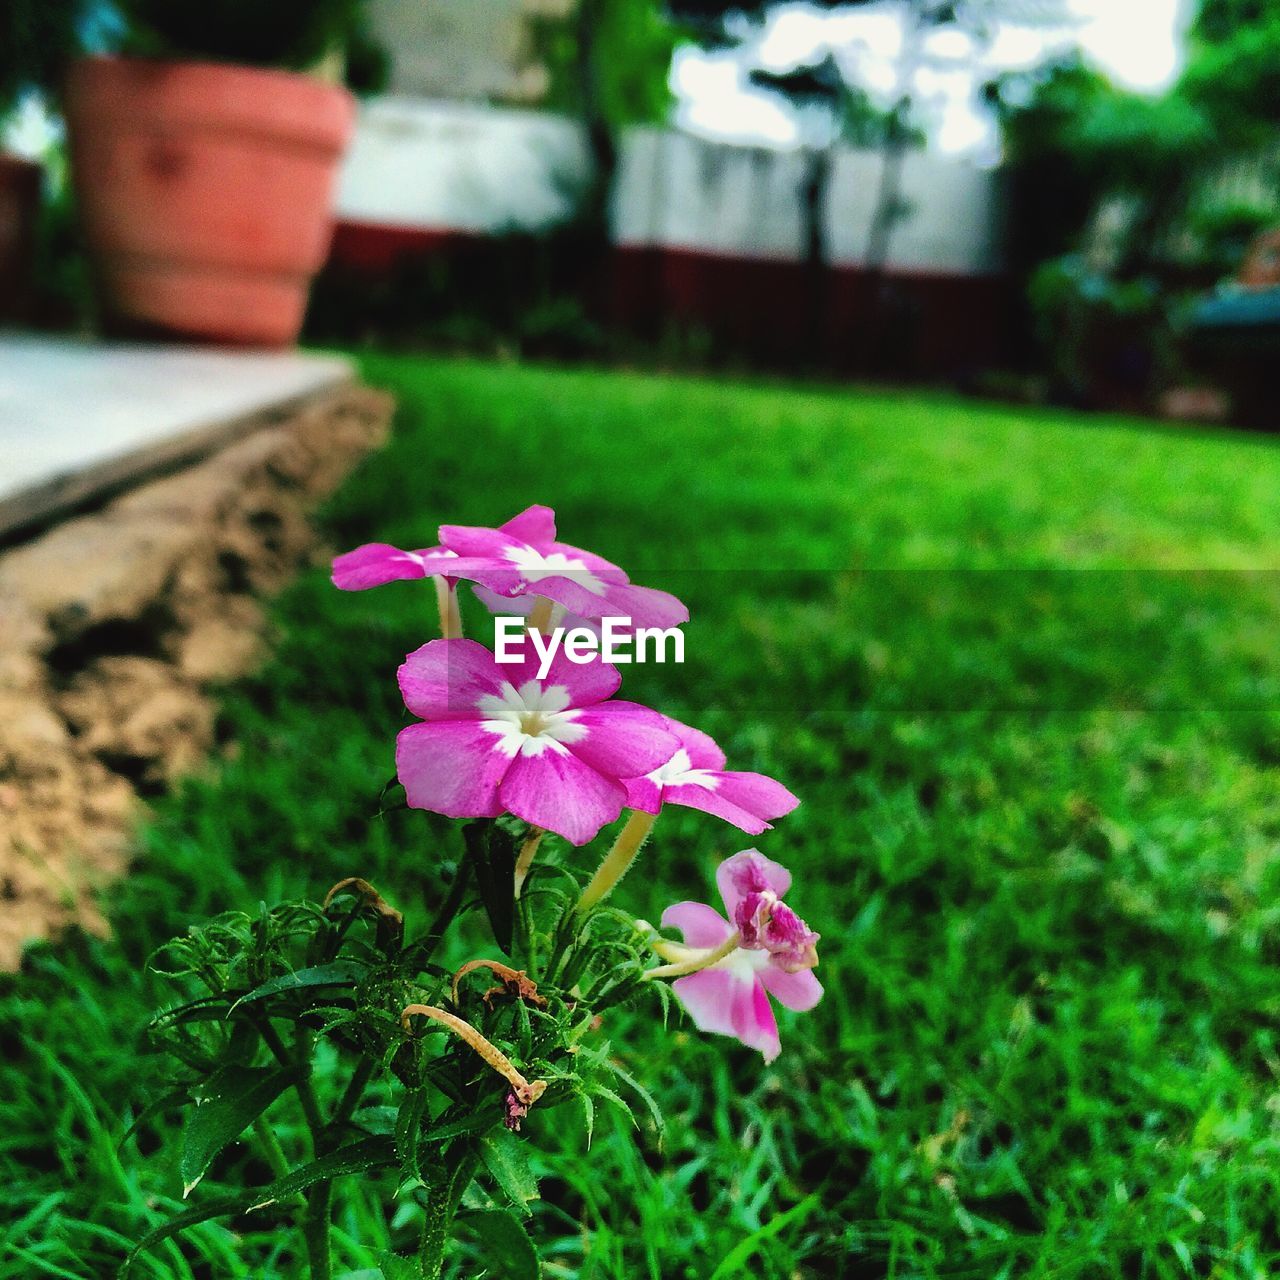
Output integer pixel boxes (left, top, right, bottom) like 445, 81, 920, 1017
0, 383, 393, 968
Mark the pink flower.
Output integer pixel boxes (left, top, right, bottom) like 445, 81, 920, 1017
438, 505, 688, 630
625, 718, 799, 835
396, 638, 678, 845
661, 850, 821, 1063
331, 543, 459, 591
330, 507, 558, 591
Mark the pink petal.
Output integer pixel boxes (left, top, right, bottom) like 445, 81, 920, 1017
500, 505, 556, 547
569, 702, 679, 779
715, 771, 799, 820
732, 976, 781, 1063
472, 584, 533, 618
395, 721, 511, 819
664, 718, 727, 771
670, 968, 741, 1038
532, 575, 626, 622
662, 783, 776, 835
500, 648, 621, 709
664, 771, 799, 834
398, 638, 508, 720
548, 539, 626, 577
661, 901, 735, 948
761, 965, 823, 1012
437, 524, 522, 558
332, 543, 435, 590
623, 773, 663, 813
498, 746, 624, 845
600, 581, 689, 630
472, 587, 599, 632
716, 850, 793, 919
671, 969, 781, 1063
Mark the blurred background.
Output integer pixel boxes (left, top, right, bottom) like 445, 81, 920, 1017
4, 0, 1280, 426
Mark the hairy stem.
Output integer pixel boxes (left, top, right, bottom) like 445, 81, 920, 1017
419, 1146, 482, 1278
513, 827, 545, 897
434, 578, 463, 639
577, 810, 657, 915
643, 931, 742, 980
332, 1055, 376, 1133
528, 596, 554, 633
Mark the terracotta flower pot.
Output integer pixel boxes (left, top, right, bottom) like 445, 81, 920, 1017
64, 56, 355, 347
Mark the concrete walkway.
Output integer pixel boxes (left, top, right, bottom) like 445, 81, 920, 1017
0, 336, 353, 539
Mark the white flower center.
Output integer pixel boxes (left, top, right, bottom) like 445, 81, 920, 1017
713, 946, 771, 981
477, 680, 587, 757
504, 545, 607, 595
647, 748, 719, 791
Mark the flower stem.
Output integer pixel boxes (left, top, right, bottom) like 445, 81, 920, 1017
513, 827, 544, 897
642, 931, 742, 980
434, 578, 463, 639
419, 1146, 482, 1278
303, 1180, 333, 1280
576, 810, 658, 915
253, 1116, 303, 1205
528, 595, 554, 633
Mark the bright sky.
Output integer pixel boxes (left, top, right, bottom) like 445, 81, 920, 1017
672, 0, 1191, 161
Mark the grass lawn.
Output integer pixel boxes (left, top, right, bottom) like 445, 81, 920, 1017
4, 355, 1280, 1279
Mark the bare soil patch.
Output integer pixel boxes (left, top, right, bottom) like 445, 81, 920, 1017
0, 383, 392, 967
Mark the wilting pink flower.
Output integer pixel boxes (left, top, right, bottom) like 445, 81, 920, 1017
662, 850, 821, 1063
439, 505, 687, 630
396, 638, 677, 845
625, 718, 798, 835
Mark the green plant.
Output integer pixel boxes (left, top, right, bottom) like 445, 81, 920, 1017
115, 0, 386, 88
0, 0, 85, 121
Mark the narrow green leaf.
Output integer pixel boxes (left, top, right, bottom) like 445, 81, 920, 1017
587, 1084, 636, 1127
395, 1087, 432, 1185
125, 1191, 249, 1273
465, 821, 516, 954
180, 1066, 295, 1197
245, 1136, 397, 1209
479, 1131, 539, 1217
228, 959, 368, 1012
607, 1061, 666, 1146
459, 1208, 540, 1280
707, 1192, 820, 1279
128, 1137, 397, 1271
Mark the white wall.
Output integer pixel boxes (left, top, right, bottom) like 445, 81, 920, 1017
336, 98, 589, 234
335, 99, 1005, 275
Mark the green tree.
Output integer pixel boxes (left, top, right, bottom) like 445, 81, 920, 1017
531, 1, 679, 237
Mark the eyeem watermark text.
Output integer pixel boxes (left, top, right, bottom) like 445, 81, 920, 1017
495, 616, 684, 679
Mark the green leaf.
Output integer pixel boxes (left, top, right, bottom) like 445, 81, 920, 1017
464, 821, 516, 954
128, 1137, 397, 1271
606, 1061, 665, 1146
707, 1192, 820, 1280
395, 1087, 432, 1185
459, 1208, 540, 1280
423, 1105, 500, 1146
378, 1252, 423, 1280
479, 1131, 539, 1217
180, 1066, 295, 1196
229, 959, 369, 1012
245, 1136, 397, 1209
125, 1192, 248, 1273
